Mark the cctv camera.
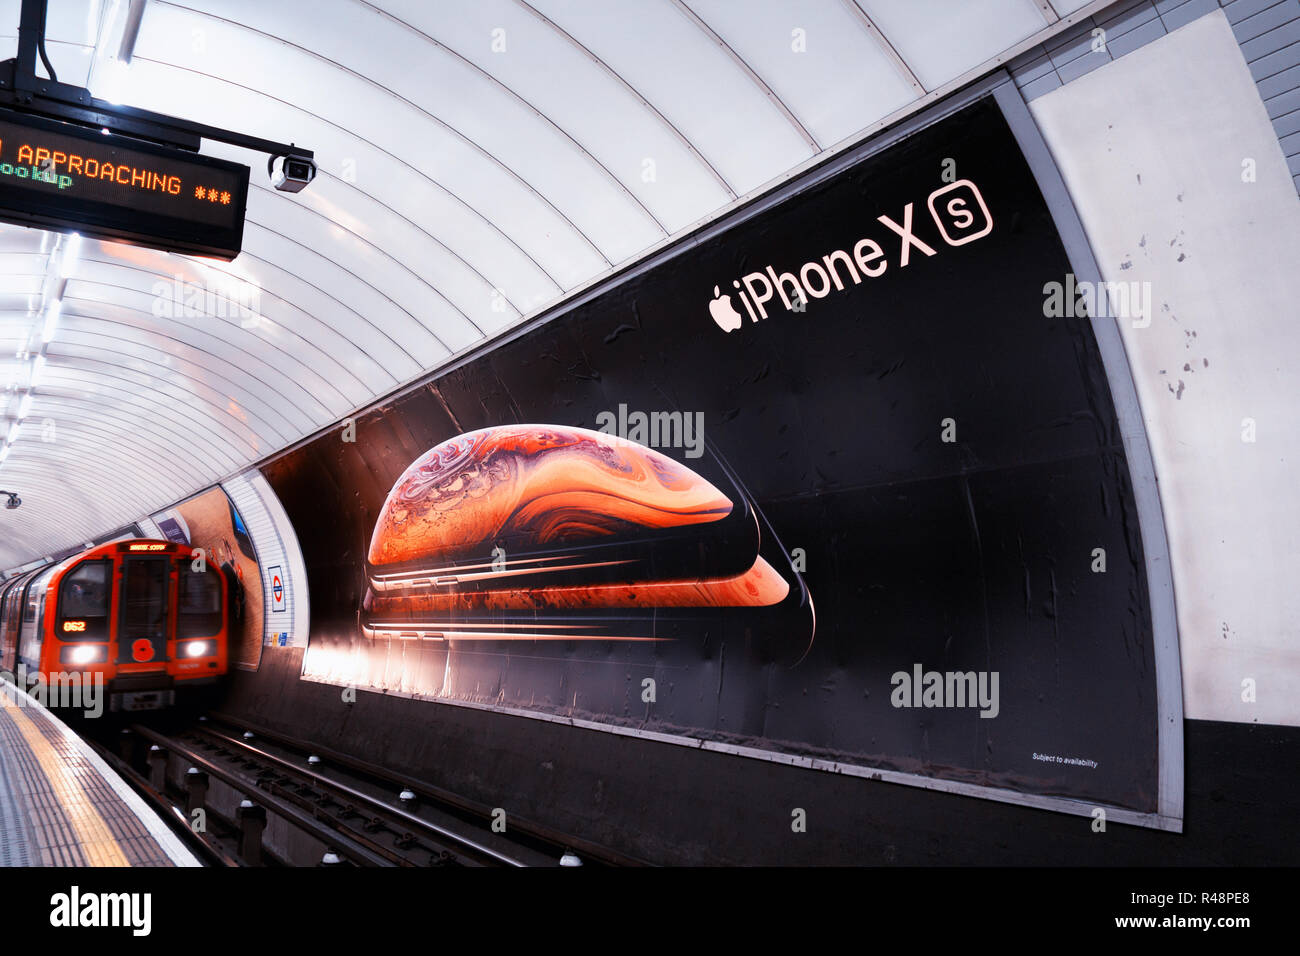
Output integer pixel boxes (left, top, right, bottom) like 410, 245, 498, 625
269, 152, 316, 193
5, 495, 19, 510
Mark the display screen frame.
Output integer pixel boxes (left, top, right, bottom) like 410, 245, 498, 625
0, 106, 250, 260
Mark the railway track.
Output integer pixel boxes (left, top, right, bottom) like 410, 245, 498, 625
93, 714, 642, 867
86, 734, 248, 867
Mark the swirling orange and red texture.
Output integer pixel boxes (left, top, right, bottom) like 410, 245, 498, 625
368, 424, 733, 567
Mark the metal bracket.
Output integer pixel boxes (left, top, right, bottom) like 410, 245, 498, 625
1, 0, 313, 171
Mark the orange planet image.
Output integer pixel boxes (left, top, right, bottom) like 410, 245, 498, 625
367, 424, 734, 567
361, 424, 812, 652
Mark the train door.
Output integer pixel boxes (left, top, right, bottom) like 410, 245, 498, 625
0, 577, 19, 672
118, 555, 170, 666
17, 566, 57, 673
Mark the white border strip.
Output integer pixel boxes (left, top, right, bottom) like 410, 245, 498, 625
991, 78, 1185, 826
0, 678, 202, 867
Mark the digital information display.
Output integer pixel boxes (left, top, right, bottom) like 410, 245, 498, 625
0, 107, 249, 259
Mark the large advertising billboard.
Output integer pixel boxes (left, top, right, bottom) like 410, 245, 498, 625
262, 95, 1161, 816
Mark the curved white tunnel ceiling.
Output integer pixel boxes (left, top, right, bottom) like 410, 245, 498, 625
0, 0, 1108, 568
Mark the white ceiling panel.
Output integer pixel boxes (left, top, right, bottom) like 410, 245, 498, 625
859, 0, 1050, 90
369, 0, 732, 234
135, 4, 640, 271
685, 0, 918, 146
530, 0, 817, 194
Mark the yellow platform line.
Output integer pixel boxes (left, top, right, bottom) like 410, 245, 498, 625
0, 694, 130, 867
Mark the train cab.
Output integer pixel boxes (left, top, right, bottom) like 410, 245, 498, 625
0, 539, 230, 712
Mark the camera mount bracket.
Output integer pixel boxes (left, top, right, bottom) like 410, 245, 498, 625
0, 0, 315, 187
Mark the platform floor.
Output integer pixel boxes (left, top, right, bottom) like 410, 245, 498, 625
0, 682, 197, 867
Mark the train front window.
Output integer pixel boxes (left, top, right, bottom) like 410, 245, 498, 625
122, 558, 167, 639
178, 564, 222, 638
57, 560, 111, 641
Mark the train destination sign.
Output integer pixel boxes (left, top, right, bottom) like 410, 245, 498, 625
0, 106, 249, 259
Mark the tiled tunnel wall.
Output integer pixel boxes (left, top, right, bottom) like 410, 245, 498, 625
1013, 0, 1300, 192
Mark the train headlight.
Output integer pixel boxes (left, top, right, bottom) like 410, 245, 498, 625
183, 640, 215, 658
61, 644, 107, 666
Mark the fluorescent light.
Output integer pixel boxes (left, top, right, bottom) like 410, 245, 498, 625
60, 233, 82, 277
6, 422, 20, 446
29, 355, 46, 388
42, 298, 62, 343
18, 393, 32, 419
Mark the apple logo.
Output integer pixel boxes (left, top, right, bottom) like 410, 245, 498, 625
709, 285, 744, 333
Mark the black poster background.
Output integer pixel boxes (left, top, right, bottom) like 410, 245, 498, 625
262, 97, 1158, 812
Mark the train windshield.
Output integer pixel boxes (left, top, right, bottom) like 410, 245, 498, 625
178, 564, 222, 638
56, 560, 111, 641
122, 558, 168, 639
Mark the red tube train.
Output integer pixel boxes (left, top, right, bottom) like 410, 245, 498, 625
0, 539, 229, 712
